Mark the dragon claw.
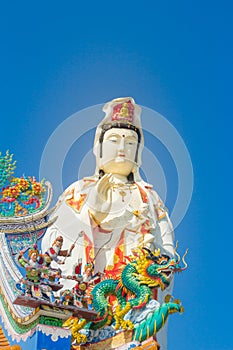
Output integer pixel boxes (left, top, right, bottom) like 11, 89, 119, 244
73, 333, 87, 344
63, 317, 87, 344
164, 294, 172, 303
115, 317, 134, 330
114, 302, 134, 330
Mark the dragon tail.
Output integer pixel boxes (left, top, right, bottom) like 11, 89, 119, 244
133, 300, 184, 342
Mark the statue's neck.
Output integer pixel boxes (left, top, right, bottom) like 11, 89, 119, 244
107, 173, 129, 183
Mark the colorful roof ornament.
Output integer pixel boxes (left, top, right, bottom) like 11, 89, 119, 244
0, 152, 47, 217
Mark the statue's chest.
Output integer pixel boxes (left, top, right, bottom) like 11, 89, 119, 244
110, 184, 144, 210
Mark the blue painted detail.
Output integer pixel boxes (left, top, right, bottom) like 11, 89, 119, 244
36, 328, 71, 350
0, 319, 71, 350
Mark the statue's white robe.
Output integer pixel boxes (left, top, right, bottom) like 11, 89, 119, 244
42, 176, 174, 349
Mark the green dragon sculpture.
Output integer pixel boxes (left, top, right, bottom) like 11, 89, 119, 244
63, 245, 188, 344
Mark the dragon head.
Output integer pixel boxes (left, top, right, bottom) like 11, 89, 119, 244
132, 243, 188, 291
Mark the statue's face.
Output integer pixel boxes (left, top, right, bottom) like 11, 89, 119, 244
31, 252, 38, 262
101, 128, 138, 175
55, 240, 62, 248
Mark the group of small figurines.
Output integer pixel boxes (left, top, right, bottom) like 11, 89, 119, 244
16, 235, 101, 310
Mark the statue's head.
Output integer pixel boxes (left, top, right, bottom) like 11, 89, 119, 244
94, 97, 144, 179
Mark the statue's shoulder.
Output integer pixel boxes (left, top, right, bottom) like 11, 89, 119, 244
136, 179, 163, 204
58, 176, 98, 203
136, 179, 156, 194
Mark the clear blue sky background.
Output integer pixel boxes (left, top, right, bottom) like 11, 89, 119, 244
0, 1, 232, 349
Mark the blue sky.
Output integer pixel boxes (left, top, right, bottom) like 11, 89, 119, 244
0, 1, 232, 349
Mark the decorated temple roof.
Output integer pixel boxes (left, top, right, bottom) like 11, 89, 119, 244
0, 151, 48, 218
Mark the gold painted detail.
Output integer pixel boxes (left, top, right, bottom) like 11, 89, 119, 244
88, 210, 101, 226
63, 317, 87, 344
115, 302, 134, 330
0, 326, 22, 349
0, 286, 38, 326
153, 200, 167, 221
70, 330, 133, 350
119, 102, 130, 117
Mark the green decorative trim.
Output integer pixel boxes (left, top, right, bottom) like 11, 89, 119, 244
0, 293, 38, 333
39, 315, 63, 327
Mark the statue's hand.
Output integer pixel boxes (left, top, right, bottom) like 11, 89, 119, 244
89, 174, 112, 211
95, 173, 113, 203
88, 174, 113, 224
70, 243, 75, 251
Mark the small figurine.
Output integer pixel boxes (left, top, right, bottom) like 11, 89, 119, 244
44, 236, 75, 266
60, 289, 74, 306
18, 244, 41, 269
71, 260, 102, 309
16, 244, 58, 303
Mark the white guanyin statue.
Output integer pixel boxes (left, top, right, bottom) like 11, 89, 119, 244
42, 97, 175, 349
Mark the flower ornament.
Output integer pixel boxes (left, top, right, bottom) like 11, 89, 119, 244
3, 185, 20, 199
9, 186, 20, 198
0, 152, 47, 217
18, 178, 30, 191
32, 182, 43, 195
